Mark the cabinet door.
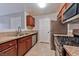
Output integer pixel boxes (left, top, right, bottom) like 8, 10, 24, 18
26, 36, 32, 50
18, 38, 28, 56
31, 17, 35, 26
0, 45, 17, 56
65, 3, 72, 10
26, 15, 35, 27
0, 40, 17, 52
27, 15, 32, 26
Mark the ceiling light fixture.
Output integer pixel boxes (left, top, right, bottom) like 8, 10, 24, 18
37, 3, 47, 8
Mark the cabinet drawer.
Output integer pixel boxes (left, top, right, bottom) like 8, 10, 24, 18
26, 36, 32, 39
0, 40, 17, 52
0, 45, 17, 56
18, 36, 32, 43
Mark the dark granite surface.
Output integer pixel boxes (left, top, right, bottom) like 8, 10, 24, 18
54, 34, 79, 56
56, 36, 79, 47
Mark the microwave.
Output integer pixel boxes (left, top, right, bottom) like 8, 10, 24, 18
77, 3, 79, 14
64, 3, 77, 21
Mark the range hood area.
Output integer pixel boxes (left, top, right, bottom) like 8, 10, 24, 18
63, 14, 79, 23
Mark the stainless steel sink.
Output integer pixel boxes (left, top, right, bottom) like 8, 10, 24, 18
16, 32, 29, 36
9, 32, 29, 37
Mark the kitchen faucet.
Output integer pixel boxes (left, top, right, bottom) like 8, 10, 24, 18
16, 26, 22, 36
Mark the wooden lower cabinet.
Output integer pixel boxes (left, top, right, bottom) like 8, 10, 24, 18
0, 34, 37, 56
18, 37, 28, 56
0, 45, 17, 56
26, 36, 32, 50
18, 36, 32, 56
0, 40, 17, 56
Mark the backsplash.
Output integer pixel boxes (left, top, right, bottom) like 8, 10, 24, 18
0, 12, 25, 30
0, 31, 17, 37
68, 23, 79, 33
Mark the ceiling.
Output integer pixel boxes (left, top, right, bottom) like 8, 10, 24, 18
0, 3, 62, 16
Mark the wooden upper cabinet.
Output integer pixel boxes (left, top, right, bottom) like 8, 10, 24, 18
57, 3, 72, 23
26, 15, 35, 27
65, 3, 72, 10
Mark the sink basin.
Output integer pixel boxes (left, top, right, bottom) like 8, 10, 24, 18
9, 32, 29, 37
15, 33, 29, 36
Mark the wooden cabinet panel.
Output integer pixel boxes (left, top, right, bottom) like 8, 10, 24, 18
0, 45, 17, 56
26, 15, 35, 27
18, 36, 32, 56
0, 40, 17, 52
0, 40, 17, 56
57, 3, 73, 23
26, 36, 32, 50
18, 37, 28, 56
27, 15, 32, 25
30, 17, 35, 26
65, 3, 72, 10
0, 34, 37, 56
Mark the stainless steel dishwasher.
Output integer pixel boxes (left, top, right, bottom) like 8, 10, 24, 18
32, 35, 37, 46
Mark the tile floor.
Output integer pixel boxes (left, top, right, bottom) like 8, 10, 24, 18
25, 42, 55, 56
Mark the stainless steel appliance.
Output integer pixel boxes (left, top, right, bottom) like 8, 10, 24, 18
54, 36, 64, 56
32, 35, 37, 46
64, 3, 77, 21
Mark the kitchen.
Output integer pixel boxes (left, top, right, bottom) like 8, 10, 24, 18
0, 3, 79, 56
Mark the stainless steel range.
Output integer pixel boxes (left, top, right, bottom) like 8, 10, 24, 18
54, 36, 79, 56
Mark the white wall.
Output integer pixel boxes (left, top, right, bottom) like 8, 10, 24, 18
35, 13, 57, 30
0, 11, 39, 32
0, 12, 26, 32
35, 13, 57, 21
35, 13, 57, 42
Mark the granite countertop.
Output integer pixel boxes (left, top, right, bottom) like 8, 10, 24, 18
64, 45, 79, 56
0, 31, 37, 44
